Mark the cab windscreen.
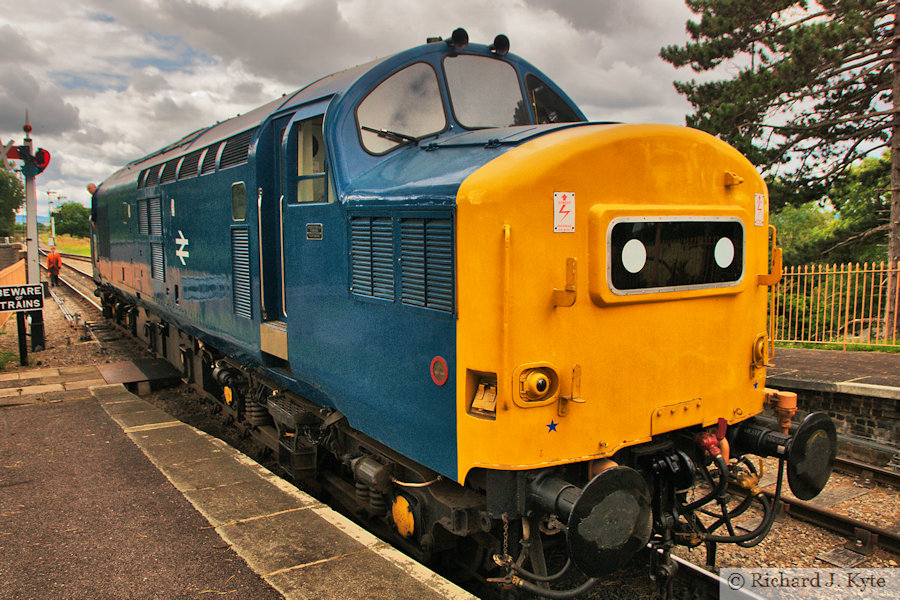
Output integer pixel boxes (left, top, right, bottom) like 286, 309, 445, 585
608, 218, 744, 294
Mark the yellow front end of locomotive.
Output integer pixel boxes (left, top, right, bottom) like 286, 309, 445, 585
455, 124, 774, 483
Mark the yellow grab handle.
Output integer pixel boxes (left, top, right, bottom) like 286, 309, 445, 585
758, 225, 783, 286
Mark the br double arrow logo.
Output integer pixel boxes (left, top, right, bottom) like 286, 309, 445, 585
175, 230, 190, 265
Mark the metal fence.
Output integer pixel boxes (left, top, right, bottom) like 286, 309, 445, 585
770, 261, 900, 348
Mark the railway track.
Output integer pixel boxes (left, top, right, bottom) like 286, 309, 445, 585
28, 249, 898, 598
57, 250, 90, 262
660, 456, 900, 596
38, 248, 93, 275
833, 456, 900, 488
774, 492, 900, 556
38, 249, 106, 344
712, 457, 900, 562
761, 457, 900, 557
670, 555, 740, 600
40, 258, 98, 303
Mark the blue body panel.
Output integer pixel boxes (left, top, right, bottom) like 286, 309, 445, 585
93, 40, 588, 480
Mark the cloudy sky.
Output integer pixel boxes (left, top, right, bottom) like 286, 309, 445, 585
0, 0, 700, 216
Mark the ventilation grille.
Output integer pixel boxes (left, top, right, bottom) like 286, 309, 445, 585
350, 217, 394, 301
232, 228, 252, 319
201, 142, 221, 174
148, 198, 162, 236
144, 164, 161, 187
400, 218, 454, 312
178, 149, 203, 179
135, 132, 250, 187
150, 243, 164, 281
219, 129, 254, 170
160, 159, 179, 184
138, 199, 149, 235
348, 214, 454, 313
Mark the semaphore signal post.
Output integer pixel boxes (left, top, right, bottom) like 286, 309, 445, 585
1, 115, 52, 362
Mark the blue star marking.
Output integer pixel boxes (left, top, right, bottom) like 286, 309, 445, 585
547, 420, 558, 432
754, 382, 759, 389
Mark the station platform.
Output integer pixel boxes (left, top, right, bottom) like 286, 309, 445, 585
766, 347, 899, 464
767, 347, 900, 399
0, 368, 475, 600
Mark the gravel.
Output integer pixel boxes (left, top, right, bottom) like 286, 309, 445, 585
0, 285, 132, 370
0, 276, 266, 459
672, 456, 899, 571
7, 279, 898, 599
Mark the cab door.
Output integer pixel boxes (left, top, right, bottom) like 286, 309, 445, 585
257, 114, 290, 363
258, 100, 332, 365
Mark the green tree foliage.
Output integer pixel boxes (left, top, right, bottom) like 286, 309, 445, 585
768, 155, 890, 265
0, 166, 25, 237
663, 1, 900, 333
660, 1, 892, 211
51, 201, 91, 238
823, 152, 891, 259
770, 201, 839, 265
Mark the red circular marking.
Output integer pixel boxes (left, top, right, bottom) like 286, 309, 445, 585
430, 356, 448, 386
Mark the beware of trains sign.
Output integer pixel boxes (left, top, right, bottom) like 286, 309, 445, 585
0, 284, 44, 311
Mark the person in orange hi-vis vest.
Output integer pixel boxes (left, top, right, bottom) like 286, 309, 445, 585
46, 247, 62, 287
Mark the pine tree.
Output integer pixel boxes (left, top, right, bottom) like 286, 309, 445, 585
661, 0, 899, 334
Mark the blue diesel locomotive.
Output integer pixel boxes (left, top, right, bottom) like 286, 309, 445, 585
92, 29, 837, 597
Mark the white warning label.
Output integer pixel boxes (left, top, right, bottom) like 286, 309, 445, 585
554, 192, 575, 233
755, 193, 766, 226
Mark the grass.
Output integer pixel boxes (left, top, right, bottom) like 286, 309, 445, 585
0, 348, 18, 370
39, 234, 90, 256
776, 341, 900, 353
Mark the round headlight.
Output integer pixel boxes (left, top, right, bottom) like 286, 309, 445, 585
522, 368, 553, 401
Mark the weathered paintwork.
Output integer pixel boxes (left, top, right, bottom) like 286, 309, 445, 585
94, 40, 586, 479
455, 123, 770, 481
93, 38, 772, 487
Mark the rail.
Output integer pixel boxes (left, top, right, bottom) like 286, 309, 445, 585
58, 251, 91, 263
58, 272, 102, 312
60, 256, 93, 278
38, 253, 102, 312
771, 491, 900, 555
833, 456, 900, 489
770, 261, 900, 349
38, 248, 93, 277
667, 555, 766, 600
724, 457, 900, 557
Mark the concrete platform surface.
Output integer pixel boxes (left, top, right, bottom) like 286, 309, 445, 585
0, 388, 282, 600
0, 359, 178, 406
767, 347, 900, 399
1, 375, 475, 600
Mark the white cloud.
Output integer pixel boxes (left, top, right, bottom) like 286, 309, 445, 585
1, 0, 699, 215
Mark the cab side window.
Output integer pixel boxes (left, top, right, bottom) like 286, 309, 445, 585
525, 74, 581, 124
289, 116, 332, 204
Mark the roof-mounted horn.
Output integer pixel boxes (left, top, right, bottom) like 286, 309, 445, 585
446, 28, 469, 51
490, 34, 510, 56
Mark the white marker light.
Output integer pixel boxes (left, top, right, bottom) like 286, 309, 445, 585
714, 237, 735, 269
621, 239, 646, 274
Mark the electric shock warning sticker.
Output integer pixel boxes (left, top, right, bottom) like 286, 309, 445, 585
755, 193, 766, 226
554, 192, 575, 233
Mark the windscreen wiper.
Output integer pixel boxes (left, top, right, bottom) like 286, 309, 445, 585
360, 125, 419, 144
